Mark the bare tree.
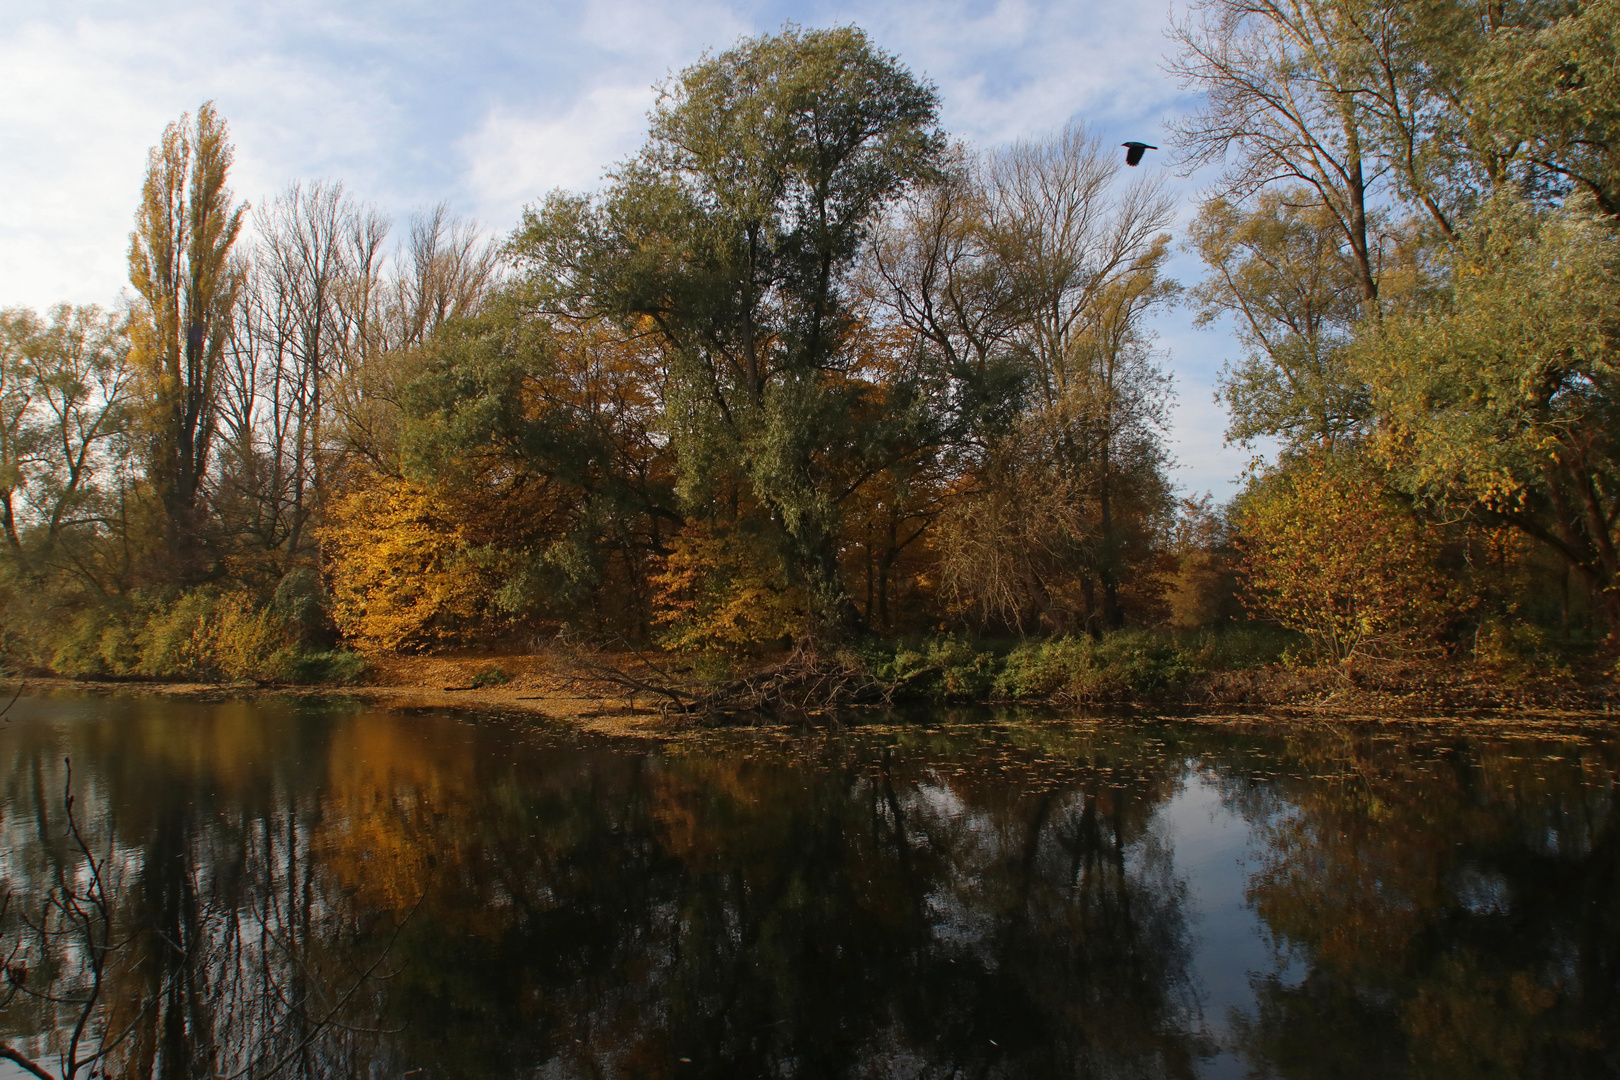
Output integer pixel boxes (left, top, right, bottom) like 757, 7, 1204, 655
221, 182, 391, 572
869, 124, 1177, 630
329, 202, 500, 475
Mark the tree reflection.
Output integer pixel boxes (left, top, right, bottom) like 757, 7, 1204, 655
1, 700, 1216, 1078
14, 703, 1612, 1078
1220, 726, 1620, 1079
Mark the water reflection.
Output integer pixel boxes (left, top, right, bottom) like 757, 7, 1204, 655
1216, 729, 1620, 1079
0, 697, 1616, 1078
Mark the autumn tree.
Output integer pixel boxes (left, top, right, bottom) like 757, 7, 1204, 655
1168, 0, 1394, 306
127, 102, 246, 579
514, 26, 948, 642
1235, 449, 1451, 660
1356, 194, 1620, 626
388, 310, 681, 640
324, 475, 495, 651
871, 125, 1177, 632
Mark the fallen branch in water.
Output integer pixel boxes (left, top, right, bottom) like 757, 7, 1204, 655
548, 634, 909, 723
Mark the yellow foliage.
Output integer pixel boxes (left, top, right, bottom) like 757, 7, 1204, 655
1235, 451, 1452, 661
323, 475, 492, 652
650, 521, 806, 650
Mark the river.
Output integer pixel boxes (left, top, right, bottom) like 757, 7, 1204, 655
0, 692, 1616, 1078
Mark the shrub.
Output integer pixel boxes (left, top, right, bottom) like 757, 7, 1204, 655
324, 476, 494, 652
32, 587, 365, 685
1177, 625, 1297, 671
651, 521, 806, 652
1234, 450, 1454, 662
997, 632, 1198, 701
1474, 619, 1571, 684
469, 665, 511, 688
865, 635, 998, 700
137, 591, 220, 679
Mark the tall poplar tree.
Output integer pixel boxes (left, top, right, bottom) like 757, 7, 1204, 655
128, 101, 246, 577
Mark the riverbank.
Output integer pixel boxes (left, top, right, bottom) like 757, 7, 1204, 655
5, 644, 1616, 730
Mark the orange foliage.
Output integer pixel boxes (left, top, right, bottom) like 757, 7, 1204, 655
322, 474, 494, 652
651, 520, 806, 650
1235, 451, 1452, 660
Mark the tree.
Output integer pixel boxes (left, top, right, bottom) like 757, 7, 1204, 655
1471, 0, 1620, 219
513, 26, 946, 641
327, 202, 499, 477
323, 475, 493, 651
871, 125, 1177, 631
396, 310, 681, 640
1188, 189, 1370, 449
1234, 449, 1451, 660
127, 102, 246, 579
0, 305, 135, 581
1356, 194, 1620, 626
1168, 0, 1393, 306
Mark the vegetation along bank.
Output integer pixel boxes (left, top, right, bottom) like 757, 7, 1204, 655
3, 11, 1619, 719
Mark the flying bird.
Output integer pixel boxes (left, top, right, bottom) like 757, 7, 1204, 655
1122, 142, 1157, 167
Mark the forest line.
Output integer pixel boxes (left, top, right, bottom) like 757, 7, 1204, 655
1, 5, 1617, 704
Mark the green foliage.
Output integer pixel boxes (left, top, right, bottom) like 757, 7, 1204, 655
858, 628, 1229, 703
26, 588, 364, 684
1471, 0, 1620, 219
469, 665, 511, 688
1473, 619, 1573, 685
1175, 625, 1298, 671
1356, 194, 1620, 622
873, 636, 1000, 700
996, 632, 1199, 701
1188, 190, 1370, 449
511, 26, 948, 638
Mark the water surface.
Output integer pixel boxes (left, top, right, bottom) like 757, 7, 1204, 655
0, 694, 1616, 1078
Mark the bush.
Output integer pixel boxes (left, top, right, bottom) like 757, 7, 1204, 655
996, 632, 1198, 701
1474, 619, 1571, 684
864, 635, 999, 700
29, 588, 366, 685
469, 665, 511, 688
1176, 625, 1297, 671
1234, 450, 1455, 662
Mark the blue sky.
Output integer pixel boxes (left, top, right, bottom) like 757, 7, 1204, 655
0, 0, 1258, 496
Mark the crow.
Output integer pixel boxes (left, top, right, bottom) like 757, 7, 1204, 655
1122, 141, 1157, 167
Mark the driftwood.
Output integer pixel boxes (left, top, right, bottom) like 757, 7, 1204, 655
549, 635, 917, 723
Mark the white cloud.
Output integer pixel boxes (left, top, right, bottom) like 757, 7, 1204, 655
459, 84, 650, 221
577, 0, 748, 64
0, 6, 408, 306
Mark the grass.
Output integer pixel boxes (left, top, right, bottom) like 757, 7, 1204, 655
859, 624, 1298, 704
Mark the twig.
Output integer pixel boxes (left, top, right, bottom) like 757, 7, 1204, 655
0, 680, 23, 721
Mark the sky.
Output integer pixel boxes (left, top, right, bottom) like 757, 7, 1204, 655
0, 0, 1258, 496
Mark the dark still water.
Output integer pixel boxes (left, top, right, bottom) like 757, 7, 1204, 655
1, 694, 1617, 1079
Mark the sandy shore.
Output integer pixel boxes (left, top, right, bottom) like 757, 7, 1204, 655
1, 651, 685, 738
